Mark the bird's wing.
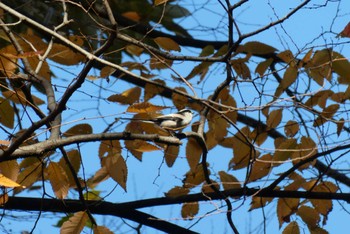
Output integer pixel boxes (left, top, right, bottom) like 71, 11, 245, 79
154, 113, 183, 121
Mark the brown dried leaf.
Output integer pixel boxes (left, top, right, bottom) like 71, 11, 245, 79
150, 56, 173, 70
15, 161, 42, 194
154, 37, 181, 52
0, 160, 19, 181
281, 66, 298, 89
255, 58, 273, 77
181, 202, 199, 219
249, 196, 274, 211
0, 97, 14, 128
266, 109, 283, 129
60, 211, 88, 234
93, 226, 114, 234
164, 145, 179, 167
144, 79, 166, 101
273, 138, 297, 162
126, 102, 166, 113
62, 123, 93, 137
201, 180, 220, 194
249, 154, 272, 182
186, 138, 202, 172
103, 154, 128, 191
282, 221, 300, 234
133, 140, 160, 152
2, 90, 45, 106
296, 206, 320, 229
183, 164, 206, 188
107, 87, 141, 105
172, 87, 188, 110
100, 66, 116, 78
218, 171, 241, 190
122, 11, 141, 22
58, 150, 81, 187
277, 198, 299, 227
237, 41, 277, 55
47, 162, 69, 199
165, 186, 190, 198
284, 120, 299, 137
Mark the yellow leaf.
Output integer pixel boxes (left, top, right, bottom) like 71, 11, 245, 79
218, 171, 241, 190
282, 221, 300, 234
60, 211, 88, 234
181, 202, 199, 219
284, 120, 299, 137
186, 138, 202, 172
103, 154, 128, 191
267, 109, 283, 129
93, 226, 114, 234
165, 186, 190, 197
126, 102, 167, 113
0, 174, 21, 187
0, 160, 19, 182
0, 45, 18, 76
0, 97, 14, 128
154, 37, 181, 52
164, 145, 179, 167
47, 162, 69, 199
122, 11, 141, 22
62, 123, 93, 137
107, 87, 141, 105
296, 206, 320, 229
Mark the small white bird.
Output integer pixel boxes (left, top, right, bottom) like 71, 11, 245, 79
120, 109, 194, 131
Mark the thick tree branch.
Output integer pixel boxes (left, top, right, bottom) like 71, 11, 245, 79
0, 132, 182, 160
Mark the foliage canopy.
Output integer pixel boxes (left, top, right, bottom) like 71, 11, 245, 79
0, 0, 350, 233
